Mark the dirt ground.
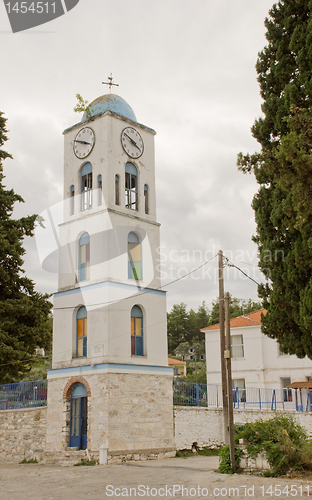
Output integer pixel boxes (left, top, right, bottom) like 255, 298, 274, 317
1, 456, 312, 500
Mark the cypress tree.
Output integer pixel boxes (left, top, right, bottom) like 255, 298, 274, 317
238, 0, 312, 357
0, 112, 52, 382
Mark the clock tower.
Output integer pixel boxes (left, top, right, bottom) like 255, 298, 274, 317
45, 93, 175, 462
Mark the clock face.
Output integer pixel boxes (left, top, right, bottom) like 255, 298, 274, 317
73, 127, 95, 159
121, 127, 144, 159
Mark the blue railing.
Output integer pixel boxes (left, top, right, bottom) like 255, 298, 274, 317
0, 379, 47, 410
0, 378, 309, 413
173, 381, 309, 411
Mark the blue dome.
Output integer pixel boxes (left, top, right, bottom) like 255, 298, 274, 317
82, 94, 137, 122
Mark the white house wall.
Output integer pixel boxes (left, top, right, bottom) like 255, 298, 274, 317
205, 324, 312, 389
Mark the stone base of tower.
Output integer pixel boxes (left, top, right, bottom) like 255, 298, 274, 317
45, 367, 175, 463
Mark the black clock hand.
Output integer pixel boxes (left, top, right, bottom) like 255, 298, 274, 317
74, 140, 92, 145
124, 133, 141, 151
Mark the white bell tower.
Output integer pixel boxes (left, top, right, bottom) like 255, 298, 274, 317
46, 91, 175, 461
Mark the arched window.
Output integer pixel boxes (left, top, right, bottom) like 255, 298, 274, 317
128, 232, 142, 280
131, 305, 143, 356
97, 174, 102, 206
70, 184, 75, 215
76, 307, 87, 358
79, 232, 90, 281
125, 162, 138, 210
81, 162, 92, 210
115, 174, 120, 206
144, 184, 148, 214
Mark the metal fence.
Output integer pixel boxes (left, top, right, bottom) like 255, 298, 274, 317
0, 379, 48, 410
173, 381, 311, 411
0, 378, 310, 413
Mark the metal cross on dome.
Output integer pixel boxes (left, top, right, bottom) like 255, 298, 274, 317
102, 74, 119, 92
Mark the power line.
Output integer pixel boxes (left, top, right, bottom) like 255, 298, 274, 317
53, 253, 218, 311
223, 256, 261, 286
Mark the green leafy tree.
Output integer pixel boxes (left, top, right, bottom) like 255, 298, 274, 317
167, 303, 188, 353
174, 341, 191, 361
210, 297, 261, 326
237, 1, 312, 358
0, 112, 52, 383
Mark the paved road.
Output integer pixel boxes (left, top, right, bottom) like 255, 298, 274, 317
0, 456, 311, 499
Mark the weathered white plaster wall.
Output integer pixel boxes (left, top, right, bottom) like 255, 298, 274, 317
174, 407, 312, 450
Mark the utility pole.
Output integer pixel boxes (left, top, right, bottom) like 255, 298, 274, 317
225, 291, 236, 471
218, 250, 229, 445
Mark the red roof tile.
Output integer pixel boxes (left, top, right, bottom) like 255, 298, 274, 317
201, 309, 266, 331
168, 357, 186, 365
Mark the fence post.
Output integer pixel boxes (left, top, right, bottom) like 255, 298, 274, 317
259, 388, 261, 410
196, 383, 199, 407
271, 390, 276, 410
216, 386, 218, 408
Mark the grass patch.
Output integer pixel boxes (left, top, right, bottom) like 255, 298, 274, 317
198, 447, 220, 456
74, 458, 97, 466
19, 458, 38, 464
176, 447, 220, 458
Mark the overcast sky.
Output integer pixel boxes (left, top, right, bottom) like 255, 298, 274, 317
0, 0, 275, 312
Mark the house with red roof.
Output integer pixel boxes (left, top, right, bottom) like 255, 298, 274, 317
201, 309, 312, 398
168, 357, 187, 377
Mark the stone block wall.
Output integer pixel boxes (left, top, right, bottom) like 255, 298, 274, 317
46, 371, 175, 458
2, 404, 312, 463
0, 407, 47, 463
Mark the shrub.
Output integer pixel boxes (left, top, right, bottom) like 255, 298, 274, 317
218, 445, 243, 474
238, 414, 312, 476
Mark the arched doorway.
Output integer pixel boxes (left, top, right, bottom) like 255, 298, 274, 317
69, 383, 88, 449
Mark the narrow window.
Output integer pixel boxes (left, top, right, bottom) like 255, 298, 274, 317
115, 174, 120, 206
232, 378, 246, 403
79, 232, 90, 281
144, 184, 148, 214
230, 335, 244, 358
76, 307, 87, 358
97, 174, 102, 206
81, 162, 92, 210
281, 377, 292, 402
70, 185, 75, 215
125, 162, 138, 210
131, 305, 143, 356
128, 232, 142, 280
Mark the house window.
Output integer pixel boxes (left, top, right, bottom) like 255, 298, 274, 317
97, 174, 102, 206
79, 232, 90, 281
76, 307, 87, 358
131, 305, 143, 356
81, 162, 92, 210
281, 377, 292, 402
115, 174, 120, 205
232, 378, 246, 403
128, 232, 142, 280
231, 335, 244, 358
70, 185, 75, 215
144, 184, 148, 214
125, 162, 138, 210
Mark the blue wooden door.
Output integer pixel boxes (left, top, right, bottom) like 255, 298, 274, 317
69, 384, 87, 449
